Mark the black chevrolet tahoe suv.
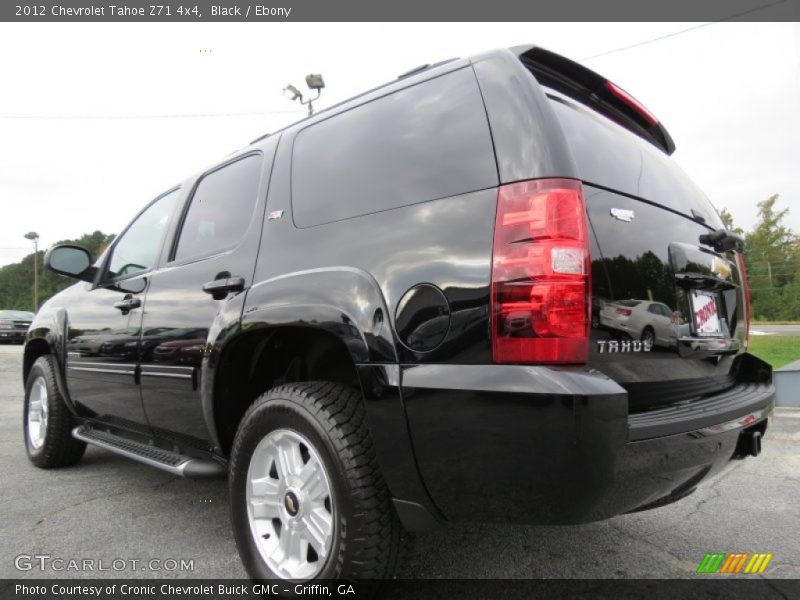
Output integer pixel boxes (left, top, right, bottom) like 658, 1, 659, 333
23, 45, 774, 581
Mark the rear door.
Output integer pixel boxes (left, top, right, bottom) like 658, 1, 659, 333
138, 147, 274, 445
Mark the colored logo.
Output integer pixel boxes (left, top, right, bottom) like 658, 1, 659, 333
711, 257, 731, 280
696, 552, 773, 574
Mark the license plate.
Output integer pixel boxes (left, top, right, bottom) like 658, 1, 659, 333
690, 290, 722, 337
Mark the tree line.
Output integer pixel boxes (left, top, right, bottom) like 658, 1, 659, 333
0, 231, 115, 311
721, 195, 799, 322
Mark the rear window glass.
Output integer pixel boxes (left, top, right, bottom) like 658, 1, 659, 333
291, 68, 497, 227
546, 91, 723, 228
617, 300, 642, 307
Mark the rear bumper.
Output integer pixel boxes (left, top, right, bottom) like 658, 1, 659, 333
629, 382, 773, 441
401, 358, 774, 525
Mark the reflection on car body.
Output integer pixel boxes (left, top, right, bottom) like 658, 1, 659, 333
0, 310, 35, 343
599, 299, 677, 349
21, 44, 773, 584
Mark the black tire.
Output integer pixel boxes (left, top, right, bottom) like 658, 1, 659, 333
229, 381, 405, 582
640, 326, 655, 346
23, 355, 86, 468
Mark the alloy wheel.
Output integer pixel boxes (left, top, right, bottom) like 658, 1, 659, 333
245, 428, 334, 579
27, 376, 48, 450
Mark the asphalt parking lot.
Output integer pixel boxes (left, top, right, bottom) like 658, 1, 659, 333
1, 343, 799, 581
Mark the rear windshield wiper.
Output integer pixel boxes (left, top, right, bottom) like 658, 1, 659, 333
699, 228, 744, 253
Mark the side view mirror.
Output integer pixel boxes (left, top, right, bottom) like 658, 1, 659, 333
110, 277, 147, 295
45, 244, 97, 282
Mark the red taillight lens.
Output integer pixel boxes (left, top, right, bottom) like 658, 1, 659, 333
616, 307, 632, 317
491, 179, 591, 364
736, 253, 750, 348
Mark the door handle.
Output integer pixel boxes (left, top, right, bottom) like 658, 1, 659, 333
202, 276, 245, 300
113, 295, 141, 315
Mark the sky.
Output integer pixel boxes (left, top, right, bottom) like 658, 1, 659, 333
0, 22, 798, 267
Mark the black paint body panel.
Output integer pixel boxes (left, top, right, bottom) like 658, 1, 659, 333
26, 45, 774, 529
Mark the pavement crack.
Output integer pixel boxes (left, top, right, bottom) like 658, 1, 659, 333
607, 519, 696, 572
31, 476, 179, 527
681, 485, 723, 521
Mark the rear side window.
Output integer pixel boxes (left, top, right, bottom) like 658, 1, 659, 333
291, 68, 497, 227
647, 304, 669, 316
174, 154, 262, 261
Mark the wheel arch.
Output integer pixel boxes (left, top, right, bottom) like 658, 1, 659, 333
203, 266, 398, 456
202, 267, 442, 528
23, 338, 51, 383
210, 324, 362, 457
23, 307, 67, 385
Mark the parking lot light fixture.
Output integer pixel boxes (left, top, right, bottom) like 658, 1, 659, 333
283, 74, 325, 116
23, 231, 39, 312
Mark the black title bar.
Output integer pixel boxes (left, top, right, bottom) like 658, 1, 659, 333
2, 0, 799, 22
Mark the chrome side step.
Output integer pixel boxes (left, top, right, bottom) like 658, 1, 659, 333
72, 425, 226, 478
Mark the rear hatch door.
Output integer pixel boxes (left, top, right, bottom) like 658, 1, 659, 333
530, 55, 748, 412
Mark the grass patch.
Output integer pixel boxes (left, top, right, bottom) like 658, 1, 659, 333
748, 335, 800, 370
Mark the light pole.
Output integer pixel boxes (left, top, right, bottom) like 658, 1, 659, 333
24, 232, 39, 312
283, 74, 326, 116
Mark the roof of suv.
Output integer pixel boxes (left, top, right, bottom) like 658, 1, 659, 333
247, 44, 674, 158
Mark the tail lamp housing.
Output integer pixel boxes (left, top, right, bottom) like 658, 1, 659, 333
491, 178, 591, 364
735, 252, 750, 348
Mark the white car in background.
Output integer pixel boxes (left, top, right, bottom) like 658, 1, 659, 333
599, 299, 676, 348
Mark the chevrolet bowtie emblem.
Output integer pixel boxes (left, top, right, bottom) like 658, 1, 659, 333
711, 257, 731, 280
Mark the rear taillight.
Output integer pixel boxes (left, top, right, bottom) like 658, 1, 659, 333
736, 253, 750, 348
616, 307, 632, 317
491, 178, 591, 364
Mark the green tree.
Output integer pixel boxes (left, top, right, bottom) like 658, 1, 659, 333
719, 207, 744, 235
742, 195, 798, 321
0, 231, 115, 312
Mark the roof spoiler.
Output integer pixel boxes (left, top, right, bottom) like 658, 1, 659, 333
516, 46, 676, 155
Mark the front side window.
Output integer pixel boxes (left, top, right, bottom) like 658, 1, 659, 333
105, 189, 180, 281
174, 154, 262, 262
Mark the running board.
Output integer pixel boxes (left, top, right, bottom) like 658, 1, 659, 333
72, 425, 226, 478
